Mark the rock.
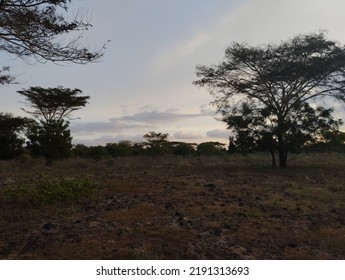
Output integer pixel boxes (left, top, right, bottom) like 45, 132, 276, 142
165, 202, 173, 209
287, 243, 298, 248
212, 228, 222, 236
42, 222, 56, 231
175, 211, 184, 219
204, 183, 217, 192
41, 222, 58, 234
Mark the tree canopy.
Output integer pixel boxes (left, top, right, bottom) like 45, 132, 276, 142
18, 86, 89, 164
18, 86, 89, 122
0, 113, 28, 159
194, 32, 345, 168
0, 0, 105, 63
143, 131, 170, 156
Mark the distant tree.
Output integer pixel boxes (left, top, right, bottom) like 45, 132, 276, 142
106, 141, 135, 157
73, 144, 89, 157
197, 142, 226, 156
0, 113, 29, 159
170, 141, 196, 157
321, 129, 345, 147
143, 131, 170, 156
18, 86, 89, 165
86, 145, 108, 159
0, 0, 106, 63
26, 119, 72, 164
307, 129, 345, 152
132, 142, 145, 156
194, 32, 345, 168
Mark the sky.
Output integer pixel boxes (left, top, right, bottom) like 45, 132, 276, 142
2, 0, 345, 146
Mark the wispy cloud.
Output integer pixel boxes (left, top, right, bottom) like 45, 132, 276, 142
70, 108, 213, 135
207, 129, 230, 140
146, 32, 211, 76
174, 131, 203, 140
120, 110, 203, 124
70, 119, 154, 134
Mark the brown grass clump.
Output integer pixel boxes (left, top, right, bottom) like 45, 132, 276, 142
0, 153, 345, 259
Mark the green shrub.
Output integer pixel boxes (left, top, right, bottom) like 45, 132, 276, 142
4, 178, 96, 206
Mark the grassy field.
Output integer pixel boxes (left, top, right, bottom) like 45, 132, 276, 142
0, 153, 345, 259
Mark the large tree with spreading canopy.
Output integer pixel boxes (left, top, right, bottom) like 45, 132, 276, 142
18, 86, 89, 164
194, 32, 345, 168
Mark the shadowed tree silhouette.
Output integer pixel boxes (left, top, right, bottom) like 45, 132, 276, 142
18, 86, 89, 165
194, 32, 345, 168
143, 131, 170, 156
0, 0, 106, 63
0, 113, 29, 159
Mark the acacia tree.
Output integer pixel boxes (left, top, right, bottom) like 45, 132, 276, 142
194, 32, 345, 168
143, 131, 170, 156
0, 0, 105, 63
18, 86, 89, 164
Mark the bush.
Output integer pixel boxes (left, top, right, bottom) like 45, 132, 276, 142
4, 178, 96, 206
197, 142, 226, 156
85, 145, 108, 159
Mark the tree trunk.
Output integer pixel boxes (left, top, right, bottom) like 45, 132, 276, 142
270, 151, 276, 168
278, 148, 287, 168
277, 133, 288, 168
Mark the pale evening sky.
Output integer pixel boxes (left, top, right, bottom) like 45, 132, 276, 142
1, 0, 345, 146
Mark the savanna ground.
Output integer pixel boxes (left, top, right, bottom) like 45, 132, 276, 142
0, 153, 345, 260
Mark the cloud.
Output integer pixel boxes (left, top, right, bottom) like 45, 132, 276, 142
70, 119, 154, 134
70, 108, 213, 135
119, 110, 203, 124
147, 32, 211, 75
207, 129, 230, 139
96, 134, 145, 143
173, 131, 203, 140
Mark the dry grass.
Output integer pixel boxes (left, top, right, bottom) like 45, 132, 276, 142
0, 153, 345, 259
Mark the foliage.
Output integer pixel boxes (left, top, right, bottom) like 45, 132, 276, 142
194, 32, 345, 168
106, 141, 139, 157
306, 129, 345, 152
321, 130, 345, 146
0, 113, 29, 159
4, 178, 96, 206
18, 86, 89, 165
143, 131, 171, 156
226, 102, 341, 166
26, 119, 72, 165
85, 145, 108, 159
197, 142, 226, 156
0, 66, 15, 86
18, 86, 90, 122
72, 144, 90, 157
169, 142, 196, 157
0, 0, 106, 63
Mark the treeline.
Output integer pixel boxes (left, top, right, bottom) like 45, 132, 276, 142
2, 122, 344, 164
72, 130, 345, 160
73, 141, 227, 159
0, 122, 229, 161
67, 131, 227, 159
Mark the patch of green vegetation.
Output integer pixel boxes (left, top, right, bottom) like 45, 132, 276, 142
4, 178, 96, 206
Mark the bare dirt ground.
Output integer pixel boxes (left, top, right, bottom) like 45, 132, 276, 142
0, 153, 345, 259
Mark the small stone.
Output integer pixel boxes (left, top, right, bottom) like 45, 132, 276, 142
204, 183, 217, 191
